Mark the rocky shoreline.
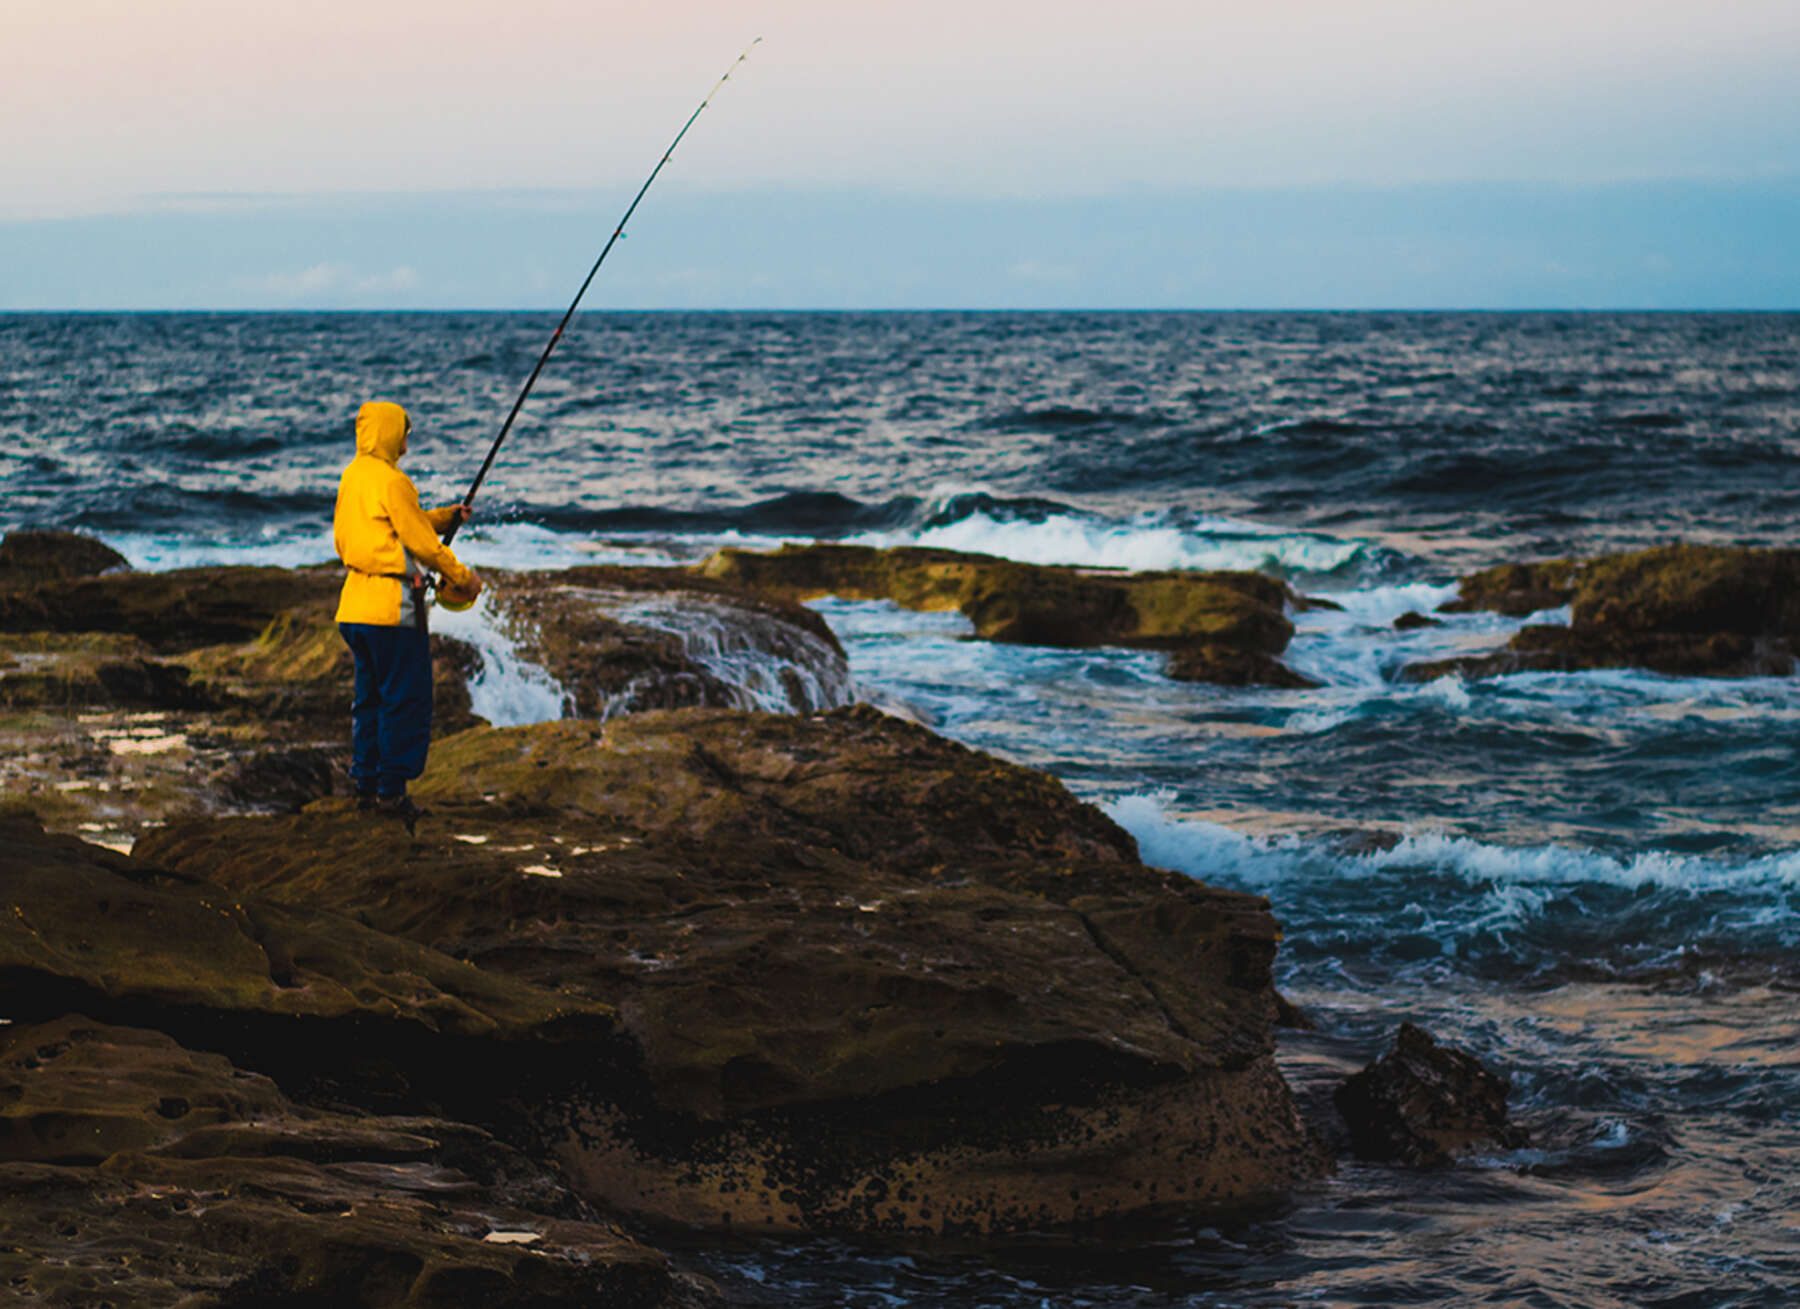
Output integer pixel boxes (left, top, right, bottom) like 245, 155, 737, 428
15, 529, 1729, 1302
2, 530, 1353, 1306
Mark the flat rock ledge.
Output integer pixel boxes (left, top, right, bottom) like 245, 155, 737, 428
23, 704, 1331, 1241
1408, 544, 1800, 680
698, 542, 1318, 688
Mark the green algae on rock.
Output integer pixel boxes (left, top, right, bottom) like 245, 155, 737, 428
137, 706, 1330, 1235
0, 564, 343, 651
1413, 544, 1800, 680
0, 550, 853, 847
1436, 559, 1579, 618
696, 543, 1316, 688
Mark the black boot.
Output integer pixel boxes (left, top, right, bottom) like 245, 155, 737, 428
378, 793, 428, 835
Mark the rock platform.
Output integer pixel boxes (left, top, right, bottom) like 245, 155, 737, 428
1409, 544, 1800, 680
0, 528, 1334, 1302
699, 542, 1318, 687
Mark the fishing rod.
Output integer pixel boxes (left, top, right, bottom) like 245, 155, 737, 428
442, 37, 762, 547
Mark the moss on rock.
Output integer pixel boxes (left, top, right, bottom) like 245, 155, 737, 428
698, 543, 1312, 687
1416, 545, 1800, 680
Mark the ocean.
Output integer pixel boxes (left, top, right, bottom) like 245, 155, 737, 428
4, 310, 1798, 1306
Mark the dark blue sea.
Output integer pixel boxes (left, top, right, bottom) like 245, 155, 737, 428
4, 311, 1799, 1307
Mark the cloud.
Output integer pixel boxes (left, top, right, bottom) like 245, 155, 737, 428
1009, 260, 1076, 282
243, 263, 420, 300
360, 266, 419, 293
254, 262, 351, 297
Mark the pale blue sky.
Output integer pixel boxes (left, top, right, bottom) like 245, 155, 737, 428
7, 0, 1799, 308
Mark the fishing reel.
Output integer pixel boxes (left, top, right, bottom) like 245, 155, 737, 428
433, 570, 483, 613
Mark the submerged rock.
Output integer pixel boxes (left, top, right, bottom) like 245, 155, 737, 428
1391, 610, 1442, 631
1412, 545, 1800, 680
1332, 1023, 1527, 1166
697, 543, 1316, 687
136, 705, 1330, 1235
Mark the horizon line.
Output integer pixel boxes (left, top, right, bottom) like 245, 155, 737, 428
4, 305, 1798, 316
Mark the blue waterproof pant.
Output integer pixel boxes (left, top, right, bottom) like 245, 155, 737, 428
339, 623, 433, 796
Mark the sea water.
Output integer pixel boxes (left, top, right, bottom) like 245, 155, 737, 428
3, 310, 1798, 1306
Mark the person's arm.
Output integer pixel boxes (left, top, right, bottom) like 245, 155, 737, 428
424, 503, 471, 534
389, 479, 473, 586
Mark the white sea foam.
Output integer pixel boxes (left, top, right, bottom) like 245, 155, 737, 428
431, 596, 568, 727
1281, 582, 1800, 730
102, 521, 797, 576
1104, 792, 1800, 901
850, 510, 1369, 578
111, 529, 338, 572
608, 593, 856, 716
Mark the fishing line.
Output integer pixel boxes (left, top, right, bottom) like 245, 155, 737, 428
443, 37, 762, 546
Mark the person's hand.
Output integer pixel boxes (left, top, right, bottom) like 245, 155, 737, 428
453, 504, 473, 525
436, 567, 482, 611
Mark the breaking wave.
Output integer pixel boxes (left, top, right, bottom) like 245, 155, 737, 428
1103, 792, 1800, 985
851, 503, 1395, 583
1106, 792, 1800, 900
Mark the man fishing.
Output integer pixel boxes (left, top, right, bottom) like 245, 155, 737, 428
333, 400, 480, 831
322, 45, 750, 833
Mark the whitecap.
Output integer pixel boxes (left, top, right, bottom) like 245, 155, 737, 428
1103, 791, 1800, 902
849, 508, 1371, 579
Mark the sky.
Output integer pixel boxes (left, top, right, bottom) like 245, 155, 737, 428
6, 0, 1799, 308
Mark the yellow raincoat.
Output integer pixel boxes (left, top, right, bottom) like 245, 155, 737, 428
333, 401, 474, 626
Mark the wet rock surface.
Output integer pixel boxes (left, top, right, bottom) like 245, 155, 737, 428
698, 542, 1316, 687
1391, 610, 1442, 631
0, 562, 343, 651
0, 531, 1331, 1283
1332, 1023, 1528, 1166
482, 565, 853, 718
135, 705, 1329, 1234
1436, 559, 1579, 619
0, 528, 130, 587
0, 1016, 712, 1309
0, 811, 619, 1047
0, 546, 837, 841
1412, 544, 1800, 680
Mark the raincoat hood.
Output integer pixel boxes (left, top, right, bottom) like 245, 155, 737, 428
355, 401, 409, 463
